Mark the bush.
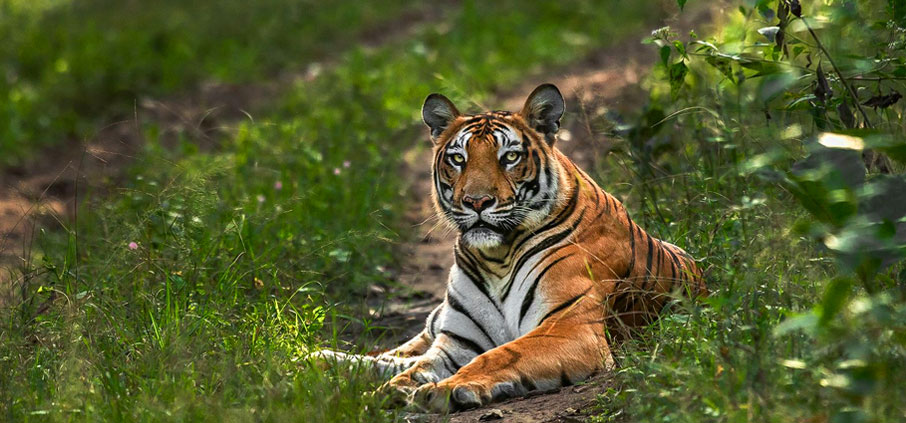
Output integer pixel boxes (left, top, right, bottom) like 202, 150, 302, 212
594, 1, 906, 421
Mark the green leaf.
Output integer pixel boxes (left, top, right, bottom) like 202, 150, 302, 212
660, 45, 671, 68
705, 55, 735, 83
677, 0, 687, 10
692, 40, 719, 52
819, 277, 853, 326
669, 61, 688, 95
673, 40, 687, 58
773, 311, 819, 336
757, 3, 775, 20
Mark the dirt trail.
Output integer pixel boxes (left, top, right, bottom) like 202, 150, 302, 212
381, 8, 713, 423
0, 3, 456, 292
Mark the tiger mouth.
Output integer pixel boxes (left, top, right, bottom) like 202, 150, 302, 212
466, 220, 504, 234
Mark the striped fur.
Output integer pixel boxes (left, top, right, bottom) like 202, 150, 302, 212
316, 84, 706, 412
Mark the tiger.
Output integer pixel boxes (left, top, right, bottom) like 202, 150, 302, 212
316, 83, 706, 412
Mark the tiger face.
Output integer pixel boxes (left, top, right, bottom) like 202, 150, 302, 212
422, 84, 566, 248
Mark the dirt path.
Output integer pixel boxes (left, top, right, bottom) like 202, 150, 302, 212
379, 8, 713, 423
0, 3, 457, 293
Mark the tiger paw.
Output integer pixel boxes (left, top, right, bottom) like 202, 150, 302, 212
411, 380, 490, 413
374, 375, 419, 408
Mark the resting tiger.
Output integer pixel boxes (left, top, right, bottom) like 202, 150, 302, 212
317, 84, 706, 412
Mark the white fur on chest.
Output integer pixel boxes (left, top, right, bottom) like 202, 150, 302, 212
441, 252, 548, 348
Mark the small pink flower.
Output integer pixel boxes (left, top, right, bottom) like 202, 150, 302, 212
256, 195, 265, 203
274, 181, 283, 190
333, 168, 341, 175
128, 242, 139, 250
343, 160, 351, 168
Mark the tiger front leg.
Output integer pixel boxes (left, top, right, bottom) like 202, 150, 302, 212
311, 304, 441, 378
412, 297, 613, 412
375, 331, 477, 406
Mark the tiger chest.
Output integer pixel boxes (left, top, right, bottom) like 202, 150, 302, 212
439, 254, 549, 348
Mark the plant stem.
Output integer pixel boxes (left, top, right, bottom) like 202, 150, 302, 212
801, 17, 873, 128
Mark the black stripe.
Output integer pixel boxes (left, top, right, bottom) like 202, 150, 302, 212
441, 330, 486, 356
579, 171, 600, 206
461, 244, 502, 279
427, 305, 441, 337
641, 237, 661, 293
455, 247, 492, 297
433, 152, 447, 207
524, 150, 543, 205
501, 206, 585, 303
654, 240, 665, 288
664, 245, 684, 281
667, 245, 678, 281
591, 189, 609, 223
620, 208, 637, 279
478, 249, 505, 264
437, 345, 464, 371
644, 232, 655, 280
519, 254, 573, 324
519, 373, 538, 392
461, 118, 484, 130
447, 290, 495, 347
526, 151, 552, 211
560, 371, 573, 387
538, 287, 592, 326
514, 242, 573, 292
435, 349, 456, 375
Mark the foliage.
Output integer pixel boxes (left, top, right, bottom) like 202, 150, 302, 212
0, 1, 653, 421
593, 0, 906, 421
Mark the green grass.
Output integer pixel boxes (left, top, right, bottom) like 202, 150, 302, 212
0, 0, 421, 166
0, 1, 655, 421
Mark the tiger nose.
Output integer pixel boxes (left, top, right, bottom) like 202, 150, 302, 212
462, 195, 495, 212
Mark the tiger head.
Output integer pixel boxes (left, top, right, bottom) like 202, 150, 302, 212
422, 84, 567, 249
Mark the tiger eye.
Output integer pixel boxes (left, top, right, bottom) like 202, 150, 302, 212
451, 153, 465, 164
505, 151, 519, 162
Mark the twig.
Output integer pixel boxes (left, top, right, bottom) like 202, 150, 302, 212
800, 17, 873, 128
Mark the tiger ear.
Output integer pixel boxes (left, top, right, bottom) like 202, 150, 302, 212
520, 84, 565, 144
422, 93, 461, 141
